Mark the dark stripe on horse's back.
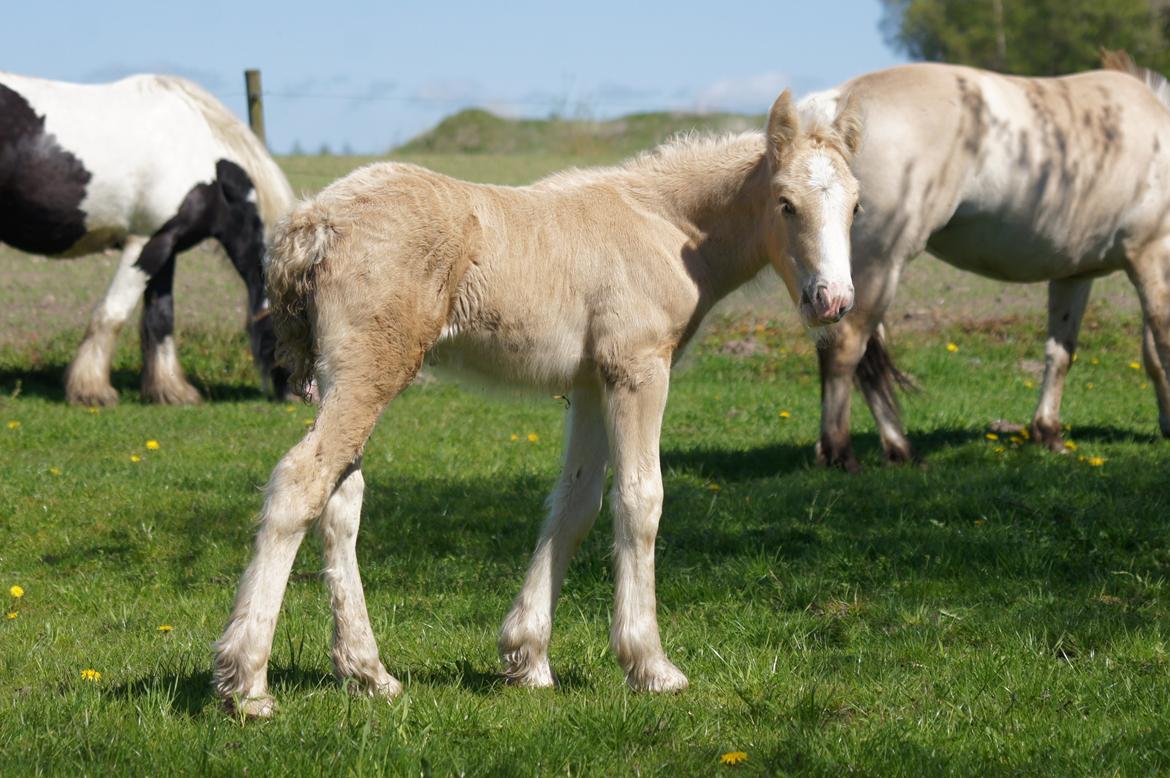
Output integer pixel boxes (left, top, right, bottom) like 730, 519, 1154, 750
0, 83, 92, 254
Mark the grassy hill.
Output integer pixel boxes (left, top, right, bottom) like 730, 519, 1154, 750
395, 108, 765, 157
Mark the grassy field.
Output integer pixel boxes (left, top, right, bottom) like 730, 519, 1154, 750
2, 151, 1169, 776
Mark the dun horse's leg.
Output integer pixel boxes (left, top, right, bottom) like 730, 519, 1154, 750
816, 321, 867, 473
65, 236, 149, 406
139, 254, 202, 404
319, 458, 402, 699
604, 357, 687, 692
500, 380, 608, 687
213, 375, 407, 717
1127, 245, 1170, 438
1030, 278, 1093, 450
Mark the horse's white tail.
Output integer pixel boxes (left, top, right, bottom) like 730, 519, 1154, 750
267, 201, 339, 394
1101, 49, 1170, 110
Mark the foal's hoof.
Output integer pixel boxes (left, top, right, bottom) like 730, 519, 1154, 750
500, 650, 557, 688
344, 671, 403, 701
626, 657, 689, 693
225, 693, 277, 720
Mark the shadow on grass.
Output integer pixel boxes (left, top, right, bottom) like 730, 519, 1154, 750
0, 365, 271, 404
112, 665, 336, 717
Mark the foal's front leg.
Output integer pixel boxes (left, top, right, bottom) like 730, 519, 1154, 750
500, 381, 608, 687
604, 357, 687, 692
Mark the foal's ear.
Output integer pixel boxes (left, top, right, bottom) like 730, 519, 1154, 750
766, 89, 799, 166
832, 92, 863, 158
215, 159, 256, 205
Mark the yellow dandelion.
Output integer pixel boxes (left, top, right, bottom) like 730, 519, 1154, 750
1064, 440, 1078, 451
285, 405, 296, 413
87, 406, 99, 414
10, 585, 24, 599
303, 418, 314, 427
49, 467, 62, 476
1023, 379, 1035, 389
708, 483, 721, 492
1088, 456, 1106, 467
946, 342, 959, 353
994, 446, 1005, 453
145, 440, 160, 450
1009, 436, 1023, 445
1090, 357, 1100, 365
974, 518, 986, 526
509, 433, 520, 442
157, 624, 173, 633
129, 454, 141, 463
527, 433, 539, 443
1086, 382, 1095, 390
6, 420, 20, 430
1020, 426, 1030, 439
778, 410, 791, 419
1141, 382, 1149, 389
1130, 361, 1142, 370
720, 751, 748, 766
1072, 354, 1079, 363
5, 612, 16, 620
985, 433, 999, 441
80, 669, 102, 682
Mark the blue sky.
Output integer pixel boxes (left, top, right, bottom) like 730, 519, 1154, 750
6, 1, 906, 153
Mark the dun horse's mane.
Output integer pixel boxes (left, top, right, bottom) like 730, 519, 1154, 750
152, 76, 295, 235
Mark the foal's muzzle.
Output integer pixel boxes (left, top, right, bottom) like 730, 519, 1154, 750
800, 281, 855, 325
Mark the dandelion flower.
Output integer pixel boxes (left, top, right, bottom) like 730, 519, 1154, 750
303, 418, 314, 427
778, 410, 791, 419
985, 433, 999, 441
974, 518, 986, 526
946, 343, 959, 353
1090, 357, 1100, 365
80, 669, 102, 682
10, 585, 23, 599
720, 751, 748, 766
708, 483, 721, 492
157, 624, 173, 633
129, 454, 141, 463
1088, 456, 1106, 467
145, 440, 160, 450
6, 420, 20, 430
1009, 436, 1023, 445
1023, 380, 1035, 389
527, 433, 539, 443
5, 612, 15, 620
994, 446, 1005, 453
1130, 361, 1142, 370
1141, 382, 1149, 390
87, 406, 99, 414
1064, 441, 1078, 451
285, 405, 296, 413
1086, 382, 1095, 390
49, 467, 61, 476
509, 433, 520, 442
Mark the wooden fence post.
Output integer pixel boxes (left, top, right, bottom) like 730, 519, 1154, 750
244, 69, 267, 148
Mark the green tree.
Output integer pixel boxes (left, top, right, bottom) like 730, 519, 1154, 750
880, 0, 1170, 75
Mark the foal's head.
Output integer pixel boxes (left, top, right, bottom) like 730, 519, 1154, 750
210, 160, 291, 399
764, 90, 862, 327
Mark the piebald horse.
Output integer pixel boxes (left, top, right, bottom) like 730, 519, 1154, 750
0, 72, 295, 404
212, 92, 862, 716
801, 53, 1170, 471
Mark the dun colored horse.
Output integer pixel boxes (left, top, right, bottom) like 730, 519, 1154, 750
213, 92, 863, 716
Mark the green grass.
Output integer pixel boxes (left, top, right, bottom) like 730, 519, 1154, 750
1, 151, 1168, 775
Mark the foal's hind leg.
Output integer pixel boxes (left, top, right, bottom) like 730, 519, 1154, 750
1141, 322, 1170, 438
604, 356, 687, 692
213, 373, 409, 717
1030, 278, 1093, 450
65, 236, 149, 406
500, 379, 608, 687
319, 458, 402, 700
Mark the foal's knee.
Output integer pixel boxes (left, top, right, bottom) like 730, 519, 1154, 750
612, 477, 664, 543
261, 445, 334, 538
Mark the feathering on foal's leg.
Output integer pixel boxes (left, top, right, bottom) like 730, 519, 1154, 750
1030, 278, 1093, 450
65, 236, 149, 406
213, 372, 408, 717
320, 458, 402, 700
500, 380, 609, 687
604, 355, 687, 692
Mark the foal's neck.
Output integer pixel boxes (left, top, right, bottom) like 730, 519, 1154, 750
633, 133, 773, 302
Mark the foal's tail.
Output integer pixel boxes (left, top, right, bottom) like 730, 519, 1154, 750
267, 200, 339, 396
854, 325, 917, 410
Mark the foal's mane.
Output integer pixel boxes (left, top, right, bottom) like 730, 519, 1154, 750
153, 76, 295, 235
1101, 49, 1170, 112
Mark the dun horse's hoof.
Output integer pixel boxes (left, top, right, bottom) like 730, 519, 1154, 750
141, 381, 203, 405
65, 379, 119, 408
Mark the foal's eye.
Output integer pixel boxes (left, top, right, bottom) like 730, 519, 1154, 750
853, 202, 863, 216
779, 197, 796, 215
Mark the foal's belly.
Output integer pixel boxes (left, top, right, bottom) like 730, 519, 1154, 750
925, 213, 1125, 283
428, 328, 588, 393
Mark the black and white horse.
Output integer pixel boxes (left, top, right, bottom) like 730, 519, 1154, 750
0, 71, 295, 404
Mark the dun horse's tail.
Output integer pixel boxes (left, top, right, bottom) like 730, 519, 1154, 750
854, 325, 917, 411
1101, 49, 1170, 110
267, 200, 339, 396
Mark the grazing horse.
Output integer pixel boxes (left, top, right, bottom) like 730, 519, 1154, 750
0, 71, 295, 404
212, 91, 863, 716
801, 53, 1170, 471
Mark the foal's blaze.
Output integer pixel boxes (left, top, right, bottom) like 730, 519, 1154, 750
765, 89, 862, 327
